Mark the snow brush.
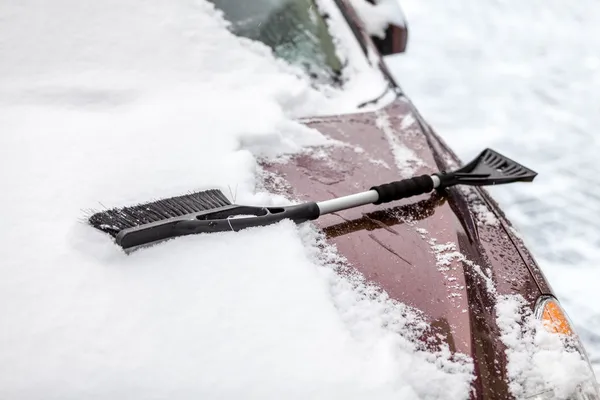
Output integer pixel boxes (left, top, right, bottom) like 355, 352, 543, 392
89, 148, 536, 250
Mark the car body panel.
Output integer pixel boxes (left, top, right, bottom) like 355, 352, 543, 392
263, 97, 548, 398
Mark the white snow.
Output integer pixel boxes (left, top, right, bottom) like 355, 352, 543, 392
496, 295, 597, 399
420, 232, 496, 297
375, 110, 424, 176
349, 0, 406, 38
0, 1, 473, 399
458, 188, 500, 227
368, 158, 391, 169
387, 0, 600, 373
415, 227, 490, 294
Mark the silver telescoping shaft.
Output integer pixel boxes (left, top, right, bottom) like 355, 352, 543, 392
316, 190, 379, 215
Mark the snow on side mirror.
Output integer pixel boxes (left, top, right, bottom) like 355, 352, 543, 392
372, 23, 408, 55
350, 0, 408, 55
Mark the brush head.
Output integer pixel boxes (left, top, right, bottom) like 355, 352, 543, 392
89, 189, 232, 237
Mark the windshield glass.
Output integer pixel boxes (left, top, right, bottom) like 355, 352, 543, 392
207, 0, 344, 84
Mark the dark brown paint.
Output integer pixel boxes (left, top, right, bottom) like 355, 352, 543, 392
262, 98, 550, 399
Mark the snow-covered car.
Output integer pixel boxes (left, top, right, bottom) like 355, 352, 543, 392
1, 0, 598, 399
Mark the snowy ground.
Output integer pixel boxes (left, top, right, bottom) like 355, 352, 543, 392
387, 0, 600, 372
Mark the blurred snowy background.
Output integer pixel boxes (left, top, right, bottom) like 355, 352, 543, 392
386, 0, 600, 371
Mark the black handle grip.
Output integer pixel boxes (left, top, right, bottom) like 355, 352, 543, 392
370, 175, 434, 205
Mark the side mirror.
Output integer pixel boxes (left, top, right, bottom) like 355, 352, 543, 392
352, 0, 409, 56
372, 23, 408, 56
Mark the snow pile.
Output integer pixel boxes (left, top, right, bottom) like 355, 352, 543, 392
301, 226, 475, 400
349, 0, 406, 38
496, 295, 597, 399
0, 0, 474, 398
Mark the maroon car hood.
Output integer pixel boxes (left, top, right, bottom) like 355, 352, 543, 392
262, 98, 545, 399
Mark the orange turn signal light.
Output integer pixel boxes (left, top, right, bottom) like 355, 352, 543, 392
539, 297, 573, 336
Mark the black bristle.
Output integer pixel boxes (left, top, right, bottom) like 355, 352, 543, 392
89, 189, 232, 237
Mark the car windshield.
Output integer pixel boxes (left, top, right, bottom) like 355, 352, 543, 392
207, 0, 344, 85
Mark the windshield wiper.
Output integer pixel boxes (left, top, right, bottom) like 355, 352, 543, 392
357, 82, 399, 108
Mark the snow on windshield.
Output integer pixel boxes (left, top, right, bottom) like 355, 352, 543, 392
0, 0, 472, 398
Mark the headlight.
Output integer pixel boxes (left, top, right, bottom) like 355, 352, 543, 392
525, 296, 600, 399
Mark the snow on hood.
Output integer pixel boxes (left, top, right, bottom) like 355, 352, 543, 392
0, 1, 473, 398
